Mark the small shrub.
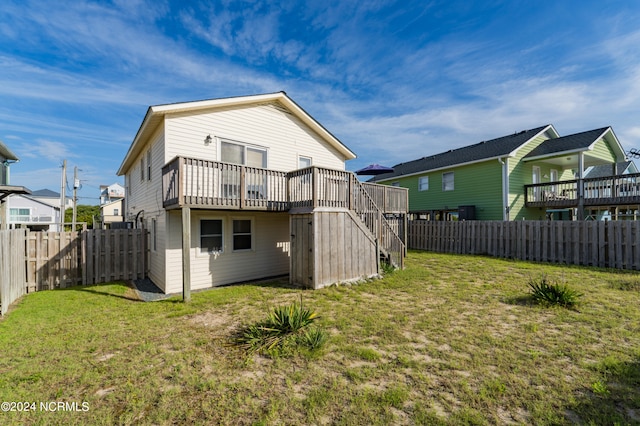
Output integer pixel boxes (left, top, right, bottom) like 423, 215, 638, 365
381, 261, 396, 275
235, 297, 326, 356
591, 380, 610, 396
528, 275, 582, 308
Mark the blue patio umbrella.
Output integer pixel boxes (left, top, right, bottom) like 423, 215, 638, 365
355, 164, 394, 175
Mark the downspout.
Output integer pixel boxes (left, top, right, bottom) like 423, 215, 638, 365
498, 158, 509, 221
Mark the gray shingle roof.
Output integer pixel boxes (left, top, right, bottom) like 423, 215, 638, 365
524, 127, 609, 158
370, 125, 551, 182
31, 189, 61, 197
584, 161, 635, 178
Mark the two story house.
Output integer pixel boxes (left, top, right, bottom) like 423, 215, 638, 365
370, 125, 630, 221
0, 140, 30, 230
117, 92, 407, 294
99, 183, 125, 229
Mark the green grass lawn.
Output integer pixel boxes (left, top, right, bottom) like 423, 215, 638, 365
1, 251, 639, 425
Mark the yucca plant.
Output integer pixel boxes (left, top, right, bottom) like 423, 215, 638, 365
236, 296, 325, 355
528, 275, 582, 308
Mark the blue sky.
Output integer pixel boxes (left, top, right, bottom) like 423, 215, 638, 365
2, 0, 640, 204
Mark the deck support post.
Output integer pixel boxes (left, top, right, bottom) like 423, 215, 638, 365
577, 154, 585, 220
182, 206, 191, 302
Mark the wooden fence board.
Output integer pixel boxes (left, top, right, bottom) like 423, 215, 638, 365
0, 229, 148, 315
407, 220, 640, 271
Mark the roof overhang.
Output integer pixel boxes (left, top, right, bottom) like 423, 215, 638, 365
372, 124, 558, 183
0, 140, 19, 162
372, 154, 515, 183
523, 127, 627, 168
117, 92, 356, 175
0, 185, 31, 202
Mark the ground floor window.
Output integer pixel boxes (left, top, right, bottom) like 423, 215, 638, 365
201, 219, 223, 253
233, 219, 252, 251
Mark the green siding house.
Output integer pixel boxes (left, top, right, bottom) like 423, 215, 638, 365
370, 125, 630, 221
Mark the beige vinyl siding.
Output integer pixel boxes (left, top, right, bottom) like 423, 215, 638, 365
123, 124, 167, 290
164, 102, 347, 172
101, 200, 122, 216
165, 211, 290, 294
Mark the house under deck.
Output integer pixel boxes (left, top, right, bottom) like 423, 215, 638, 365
161, 156, 408, 292
525, 172, 640, 220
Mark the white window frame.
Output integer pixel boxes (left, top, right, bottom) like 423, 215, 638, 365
442, 172, 454, 191
218, 138, 268, 168
146, 150, 152, 181
140, 157, 144, 182
298, 156, 312, 169
232, 217, 254, 252
199, 218, 224, 255
418, 176, 429, 191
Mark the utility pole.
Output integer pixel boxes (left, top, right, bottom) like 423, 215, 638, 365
60, 160, 67, 231
72, 166, 79, 231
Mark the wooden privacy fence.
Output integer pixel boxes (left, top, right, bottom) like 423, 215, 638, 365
1, 229, 148, 314
408, 220, 640, 270
1, 229, 27, 315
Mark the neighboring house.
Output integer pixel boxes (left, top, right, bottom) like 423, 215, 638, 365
30, 188, 73, 210
100, 199, 124, 229
0, 140, 30, 229
583, 161, 639, 220
100, 183, 125, 205
117, 92, 407, 294
7, 193, 61, 231
370, 125, 631, 221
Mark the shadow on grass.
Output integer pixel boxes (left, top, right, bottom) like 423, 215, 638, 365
568, 356, 640, 424
60, 282, 143, 302
502, 295, 534, 306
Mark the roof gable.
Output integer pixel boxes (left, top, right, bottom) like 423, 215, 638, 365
524, 127, 615, 159
117, 92, 356, 175
371, 125, 555, 182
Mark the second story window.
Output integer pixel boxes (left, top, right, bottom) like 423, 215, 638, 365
221, 141, 267, 168
147, 150, 152, 181
442, 172, 454, 191
419, 176, 429, 191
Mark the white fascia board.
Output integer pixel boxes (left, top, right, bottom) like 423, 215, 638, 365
374, 155, 515, 183
117, 92, 356, 176
592, 127, 627, 160
522, 147, 592, 162
508, 124, 558, 158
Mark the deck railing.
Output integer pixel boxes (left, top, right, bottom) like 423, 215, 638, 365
525, 172, 640, 208
163, 157, 408, 214
162, 157, 289, 211
161, 157, 407, 268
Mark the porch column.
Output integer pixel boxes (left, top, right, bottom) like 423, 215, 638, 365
182, 206, 191, 302
577, 153, 585, 220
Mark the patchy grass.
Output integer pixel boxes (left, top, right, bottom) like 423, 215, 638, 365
1, 251, 639, 425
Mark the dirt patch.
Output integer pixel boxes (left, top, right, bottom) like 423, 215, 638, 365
189, 311, 239, 336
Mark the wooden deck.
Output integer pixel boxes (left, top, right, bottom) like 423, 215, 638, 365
161, 156, 408, 213
162, 156, 408, 270
525, 172, 640, 208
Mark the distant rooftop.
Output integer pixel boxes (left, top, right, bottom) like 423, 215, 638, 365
370, 125, 552, 182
